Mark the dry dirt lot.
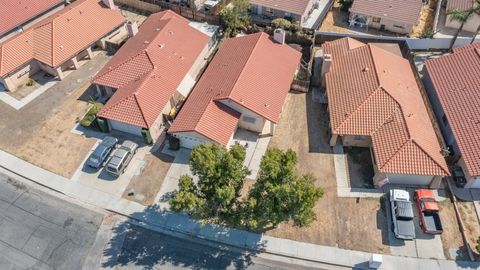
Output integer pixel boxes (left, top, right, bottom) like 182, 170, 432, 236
264, 92, 390, 254
319, 1, 350, 33
122, 151, 174, 206
440, 200, 480, 260
0, 52, 112, 178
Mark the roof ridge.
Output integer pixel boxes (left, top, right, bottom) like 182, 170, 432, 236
410, 139, 449, 174
367, 44, 382, 87
51, 20, 55, 66
132, 93, 150, 128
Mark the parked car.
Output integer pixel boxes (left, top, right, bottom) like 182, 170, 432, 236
389, 189, 415, 240
105, 140, 138, 176
414, 189, 443, 234
452, 166, 467, 188
86, 136, 118, 169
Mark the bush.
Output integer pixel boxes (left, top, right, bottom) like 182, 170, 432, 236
80, 102, 103, 129
339, 0, 353, 12
271, 18, 292, 30
26, 79, 35, 87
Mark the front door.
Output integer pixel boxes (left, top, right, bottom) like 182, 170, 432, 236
380, 24, 385, 31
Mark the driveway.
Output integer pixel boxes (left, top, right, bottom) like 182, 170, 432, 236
71, 135, 151, 198
0, 172, 104, 269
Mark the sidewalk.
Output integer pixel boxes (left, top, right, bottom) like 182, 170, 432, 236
0, 149, 479, 270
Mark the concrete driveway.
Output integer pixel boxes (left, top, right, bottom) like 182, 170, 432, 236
385, 192, 445, 259
71, 136, 151, 198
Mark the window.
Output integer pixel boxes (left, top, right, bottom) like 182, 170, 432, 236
393, 24, 405, 29
372, 17, 381, 23
285, 12, 291, 17
243, 116, 257, 124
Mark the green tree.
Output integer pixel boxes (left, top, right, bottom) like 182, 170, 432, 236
245, 148, 323, 230
170, 144, 250, 220
219, 0, 251, 37
271, 18, 292, 30
338, 0, 353, 12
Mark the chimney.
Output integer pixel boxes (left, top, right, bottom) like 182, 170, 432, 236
127, 21, 138, 37
321, 54, 332, 77
102, 0, 115, 9
273, 28, 285, 45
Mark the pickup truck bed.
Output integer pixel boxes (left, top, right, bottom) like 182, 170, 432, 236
422, 212, 443, 233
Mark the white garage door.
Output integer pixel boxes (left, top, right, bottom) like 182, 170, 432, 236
176, 134, 206, 149
386, 174, 433, 186
110, 120, 142, 137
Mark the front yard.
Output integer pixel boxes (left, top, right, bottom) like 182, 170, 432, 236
264, 92, 390, 254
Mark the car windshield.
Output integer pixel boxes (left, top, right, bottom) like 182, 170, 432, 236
89, 155, 100, 164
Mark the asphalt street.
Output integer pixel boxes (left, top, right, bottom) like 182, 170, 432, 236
0, 172, 104, 270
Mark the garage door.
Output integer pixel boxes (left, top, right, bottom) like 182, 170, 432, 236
110, 120, 142, 137
176, 134, 205, 149
386, 174, 433, 186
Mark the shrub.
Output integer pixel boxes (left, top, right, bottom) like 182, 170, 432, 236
26, 79, 35, 87
80, 102, 103, 129
272, 18, 292, 30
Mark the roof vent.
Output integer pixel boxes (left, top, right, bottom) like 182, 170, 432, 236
362, 67, 369, 72
155, 28, 160, 31
158, 43, 165, 48
169, 30, 174, 35
144, 40, 149, 44
389, 5, 393, 8
264, 104, 269, 107
180, 56, 185, 60
59, 45, 64, 50
407, 113, 413, 117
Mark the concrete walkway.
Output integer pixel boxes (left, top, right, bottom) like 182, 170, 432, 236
332, 144, 383, 198
0, 80, 57, 110
0, 149, 478, 269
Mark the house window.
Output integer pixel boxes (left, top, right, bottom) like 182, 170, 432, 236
393, 24, 405, 29
285, 12, 291, 17
442, 114, 449, 126
265, 7, 272, 13
372, 17, 381, 23
354, 136, 364, 140
243, 116, 256, 124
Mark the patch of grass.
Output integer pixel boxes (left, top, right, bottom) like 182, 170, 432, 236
80, 102, 103, 129
26, 79, 36, 87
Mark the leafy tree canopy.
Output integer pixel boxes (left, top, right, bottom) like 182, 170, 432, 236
220, 0, 251, 37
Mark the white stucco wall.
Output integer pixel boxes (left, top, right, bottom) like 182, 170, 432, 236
218, 100, 266, 133
385, 173, 434, 186
109, 120, 143, 137
173, 131, 212, 149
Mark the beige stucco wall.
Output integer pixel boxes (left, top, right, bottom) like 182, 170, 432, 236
373, 171, 437, 186
352, 13, 415, 34
446, 13, 480, 33
219, 99, 266, 133
0, 60, 41, 91
457, 156, 480, 188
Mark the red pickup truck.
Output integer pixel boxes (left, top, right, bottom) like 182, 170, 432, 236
414, 189, 443, 234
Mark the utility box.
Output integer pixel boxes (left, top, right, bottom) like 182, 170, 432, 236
369, 254, 382, 269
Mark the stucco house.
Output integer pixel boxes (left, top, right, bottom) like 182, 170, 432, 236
322, 37, 449, 187
445, 0, 480, 33
349, 0, 423, 34
250, 0, 316, 25
0, 0, 66, 42
424, 43, 480, 188
168, 31, 301, 149
93, 10, 216, 143
0, 0, 127, 92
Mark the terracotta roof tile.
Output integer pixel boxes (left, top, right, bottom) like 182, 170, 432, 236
425, 43, 480, 177
447, 0, 474, 11
324, 37, 448, 176
350, 0, 423, 25
95, 10, 210, 128
0, 0, 63, 36
0, 0, 126, 76
250, 0, 312, 15
169, 32, 301, 146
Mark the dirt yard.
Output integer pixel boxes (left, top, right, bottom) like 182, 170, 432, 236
440, 199, 480, 260
13, 82, 96, 178
122, 151, 174, 206
410, 0, 438, 37
319, 1, 350, 33
264, 92, 390, 254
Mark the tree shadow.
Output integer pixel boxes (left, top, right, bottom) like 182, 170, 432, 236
102, 205, 266, 269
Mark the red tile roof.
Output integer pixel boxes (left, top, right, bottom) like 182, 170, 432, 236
324, 38, 448, 176
350, 0, 423, 25
0, 0, 126, 77
425, 43, 480, 177
95, 10, 210, 128
0, 0, 63, 36
447, 0, 474, 11
169, 32, 301, 146
250, 0, 312, 15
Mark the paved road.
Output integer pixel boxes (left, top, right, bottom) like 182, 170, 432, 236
103, 223, 326, 270
0, 173, 104, 270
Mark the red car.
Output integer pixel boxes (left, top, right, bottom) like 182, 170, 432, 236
414, 190, 443, 234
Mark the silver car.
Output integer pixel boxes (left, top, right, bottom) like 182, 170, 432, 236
105, 140, 138, 176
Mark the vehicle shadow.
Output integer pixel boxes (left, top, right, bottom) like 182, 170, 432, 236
102, 205, 266, 269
